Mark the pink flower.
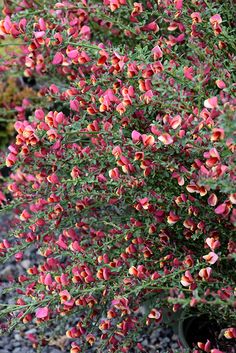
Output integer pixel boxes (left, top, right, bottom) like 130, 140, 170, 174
71, 166, 82, 179
211, 128, 225, 142
224, 328, 236, 339
97, 49, 108, 65
47, 173, 60, 184
70, 99, 80, 112
70, 342, 81, 353
199, 267, 212, 281
215, 203, 227, 215
141, 21, 159, 33
147, 309, 162, 323
44, 273, 53, 286
15, 252, 23, 262
112, 146, 122, 159
184, 66, 194, 80
174, 0, 183, 10
207, 193, 218, 207
191, 12, 202, 23
131, 130, 142, 143
204, 148, 220, 167
38, 18, 46, 31
20, 209, 31, 221
210, 14, 222, 26
52, 52, 63, 65
215, 80, 226, 89
181, 270, 194, 287
112, 297, 130, 315
229, 194, 236, 204
151, 45, 163, 60
205, 237, 220, 251
116, 102, 126, 115
33, 31, 45, 39
6, 153, 17, 167
86, 334, 95, 346
131, 2, 143, 16
169, 115, 182, 129
47, 129, 59, 141
67, 49, 79, 60
108, 168, 120, 180
142, 134, 155, 147
167, 211, 180, 225
203, 252, 219, 265
60, 290, 71, 303
139, 197, 149, 210
35, 109, 45, 121
142, 90, 154, 104
97, 267, 111, 280
106, 0, 121, 12
158, 133, 173, 145
197, 339, 211, 352
35, 306, 49, 319
204, 96, 218, 109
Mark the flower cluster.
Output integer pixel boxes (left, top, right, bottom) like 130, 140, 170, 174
0, 0, 235, 352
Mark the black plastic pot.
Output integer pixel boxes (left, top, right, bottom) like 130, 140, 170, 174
0, 166, 11, 178
178, 313, 220, 349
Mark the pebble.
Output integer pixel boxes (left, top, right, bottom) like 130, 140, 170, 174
14, 334, 22, 341
141, 338, 148, 346
21, 260, 31, 269
13, 341, 21, 348
25, 329, 37, 335
7, 298, 16, 305
0, 265, 13, 280
13, 349, 23, 353
13, 348, 34, 353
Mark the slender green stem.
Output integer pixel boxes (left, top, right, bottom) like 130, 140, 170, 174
67, 41, 101, 51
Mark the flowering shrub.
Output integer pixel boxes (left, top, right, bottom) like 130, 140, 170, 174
0, 0, 235, 352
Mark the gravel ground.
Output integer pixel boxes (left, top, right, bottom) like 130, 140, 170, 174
0, 213, 182, 353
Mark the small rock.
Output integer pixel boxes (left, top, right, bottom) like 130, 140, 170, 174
150, 330, 159, 344
21, 260, 31, 269
141, 338, 149, 346
13, 348, 32, 353
12, 349, 21, 353
137, 306, 147, 315
172, 342, 180, 348
44, 349, 62, 353
25, 328, 36, 335
7, 298, 16, 305
14, 333, 22, 341
12, 340, 21, 348
0, 265, 13, 280
0, 336, 9, 345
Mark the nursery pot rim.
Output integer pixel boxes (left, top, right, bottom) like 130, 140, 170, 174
177, 311, 220, 349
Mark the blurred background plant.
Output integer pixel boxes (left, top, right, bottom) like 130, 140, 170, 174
0, 76, 37, 147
